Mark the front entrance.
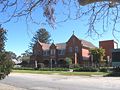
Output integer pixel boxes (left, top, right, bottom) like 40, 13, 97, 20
43, 60, 49, 67
57, 59, 66, 67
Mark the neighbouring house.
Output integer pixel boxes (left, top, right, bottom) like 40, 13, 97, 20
99, 40, 118, 65
30, 34, 96, 68
112, 49, 120, 67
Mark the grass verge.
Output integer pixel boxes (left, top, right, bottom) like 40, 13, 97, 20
12, 70, 109, 76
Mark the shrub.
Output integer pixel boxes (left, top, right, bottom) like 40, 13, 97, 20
38, 68, 69, 71
99, 67, 108, 72
73, 67, 98, 72
106, 72, 120, 77
113, 67, 120, 72
13, 67, 34, 70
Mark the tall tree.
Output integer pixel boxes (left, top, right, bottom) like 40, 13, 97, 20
7, 51, 17, 59
0, 0, 120, 38
89, 48, 105, 67
0, 26, 7, 52
0, 26, 13, 80
30, 28, 51, 48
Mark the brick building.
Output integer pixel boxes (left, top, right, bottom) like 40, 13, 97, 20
99, 40, 118, 60
30, 34, 96, 67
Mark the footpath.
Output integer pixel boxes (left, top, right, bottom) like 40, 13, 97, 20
0, 83, 26, 90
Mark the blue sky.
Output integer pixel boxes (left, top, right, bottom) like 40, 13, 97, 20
3, 18, 120, 56
1, 1, 120, 56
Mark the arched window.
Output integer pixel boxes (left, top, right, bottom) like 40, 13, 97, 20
75, 46, 78, 52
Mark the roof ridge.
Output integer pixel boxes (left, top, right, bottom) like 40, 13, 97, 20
56, 42, 66, 45
37, 40, 51, 45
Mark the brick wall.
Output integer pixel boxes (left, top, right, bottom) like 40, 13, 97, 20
99, 40, 114, 59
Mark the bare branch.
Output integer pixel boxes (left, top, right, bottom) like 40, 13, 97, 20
0, 0, 120, 39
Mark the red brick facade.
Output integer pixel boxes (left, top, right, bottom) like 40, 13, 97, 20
99, 40, 118, 60
30, 34, 96, 67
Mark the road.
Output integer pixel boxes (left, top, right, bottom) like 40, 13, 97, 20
0, 73, 120, 90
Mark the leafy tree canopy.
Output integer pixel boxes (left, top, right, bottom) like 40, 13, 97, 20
0, 26, 7, 52
89, 48, 105, 63
0, 27, 13, 79
30, 28, 51, 48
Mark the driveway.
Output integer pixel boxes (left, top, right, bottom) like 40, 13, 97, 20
0, 73, 120, 90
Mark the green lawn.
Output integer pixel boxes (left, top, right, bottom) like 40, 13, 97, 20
12, 70, 109, 76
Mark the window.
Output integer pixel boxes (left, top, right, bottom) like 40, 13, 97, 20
69, 47, 72, 52
75, 46, 78, 52
50, 49, 56, 55
58, 50, 61, 55
58, 50, 65, 55
43, 50, 49, 56
34, 50, 39, 55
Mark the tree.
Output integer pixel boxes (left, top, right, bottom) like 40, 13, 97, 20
0, 52, 13, 79
0, 27, 13, 79
0, 0, 120, 38
30, 28, 51, 47
7, 51, 17, 59
0, 26, 7, 52
20, 50, 32, 67
65, 57, 72, 68
89, 48, 105, 67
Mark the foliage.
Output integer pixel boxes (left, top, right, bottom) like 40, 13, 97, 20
30, 28, 51, 48
0, 27, 7, 52
0, 27, 13, 80
7, 51, 17, 59
104, 67, 120, 77
73, 67, 98, 72
13, 67, 98, 72
13, 67, 69, 71
99, 67, 108, 72
21, 50, 32, 57
13, 67, 34, 70
72, 64, 81, 68
19, 50, 32, 67
65, 57, 72, 68
0, 52, 13, 79
89, 48, 105, 67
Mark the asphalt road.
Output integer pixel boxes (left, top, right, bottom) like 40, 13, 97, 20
0, 73, 120, 90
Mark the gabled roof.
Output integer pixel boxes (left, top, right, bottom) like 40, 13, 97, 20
38, 41, 50, 50
81, 39, 96, 48
69, 34, 96, 48
38, 41, 66, 50
37, 34, 96, 50
56, 43, 66, 49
